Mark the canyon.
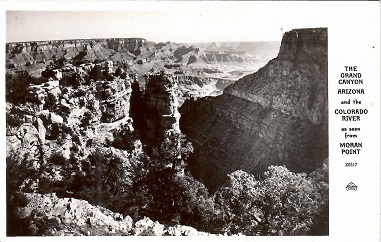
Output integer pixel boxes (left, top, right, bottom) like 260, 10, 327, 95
6, 28, 328, 236
180, 28, 328, 188
6, 38, 279, 100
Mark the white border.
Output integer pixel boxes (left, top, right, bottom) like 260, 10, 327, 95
0, 1, 380, 242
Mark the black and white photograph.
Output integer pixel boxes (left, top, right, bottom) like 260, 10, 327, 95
1, 1, 379, 240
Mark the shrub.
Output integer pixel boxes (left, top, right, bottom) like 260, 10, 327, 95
81, 111, 93, 127
60, 71, 81, 88
32, 215, 61, 236
6, 72, 32, 104
6, 107, 26, 128
213, 164, 329, 236
12, 192, 31, 207
49, 123, 60, 139
49, 152, 66, 166
30, 76, 49, 85
112, 128, 139, 151
7, 191, 31, 236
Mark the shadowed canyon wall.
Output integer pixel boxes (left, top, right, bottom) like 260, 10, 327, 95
180, 28, 328, 189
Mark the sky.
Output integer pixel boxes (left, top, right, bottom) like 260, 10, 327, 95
4, 2, 332, 43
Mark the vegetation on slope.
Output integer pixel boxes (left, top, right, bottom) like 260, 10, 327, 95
7, 124, 328, 235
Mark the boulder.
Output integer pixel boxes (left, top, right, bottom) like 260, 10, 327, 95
33, 117, 46, 144
134, 217, 164, 236
165, 225, 209, 236
50, 113, 64, 124
16, 123, 41, 151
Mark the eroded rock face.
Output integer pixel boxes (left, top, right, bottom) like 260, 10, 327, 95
96, 79, 132, 122
16, 124, 41, 155
6, 38, 147, 67
225, 28, 328, 125
29, 81, 61, 112
142, 71, 181, 146
33, 117, 46, 144
7, 122, 44, 179
21, 193, 134, 235
180, 28, 328, 189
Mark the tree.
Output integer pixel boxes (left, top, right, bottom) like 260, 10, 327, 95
6, 72, 32, 104
112, 126, 140, 151
7, 153, 38, 236
152, 133, 193, 167
308, 158, 329, 235
126, 132, 218, 229
71, 148, 134, 210
214, 164, 329, 236
60, 71, 81, 88
214, 170, 260, 235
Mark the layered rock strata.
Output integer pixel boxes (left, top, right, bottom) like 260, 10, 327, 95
96, 79, 132, 123
6, 38, 147, 66
142, 71, 181, 146
180, 28, 328, 188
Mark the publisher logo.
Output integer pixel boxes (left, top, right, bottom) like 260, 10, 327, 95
346, 182, 357, 191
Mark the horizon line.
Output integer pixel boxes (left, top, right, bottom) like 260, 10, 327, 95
6, 37, 282, 45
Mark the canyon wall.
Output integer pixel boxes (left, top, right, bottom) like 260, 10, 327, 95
180, 28, 328, 188
6, 38, 148, 66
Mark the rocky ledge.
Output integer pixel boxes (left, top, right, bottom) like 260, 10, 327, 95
14, 193, 211, 236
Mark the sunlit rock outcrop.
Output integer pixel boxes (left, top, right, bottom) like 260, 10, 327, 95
96, 79, 132, 123
142, 71, 181, 146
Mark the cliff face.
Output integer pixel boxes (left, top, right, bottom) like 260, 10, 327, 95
180, 28, 328, 188
6, 38, 147, 66
225, 28, 327, 125
96, 79, 132, 123
204, 53, 243, 63
142, 71, 181, 146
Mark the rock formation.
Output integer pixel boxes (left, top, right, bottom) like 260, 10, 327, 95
16, 193, 211, 236
142, 71, 181, 146
6, 38, 148, 66
96, 78, 132, 123
22, 193, 133, 235
7, 33, 306, 235
13, 123, 43, 161
225, 28, 328, 125
180, 28, 328, 188
28, 81, 61, 112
